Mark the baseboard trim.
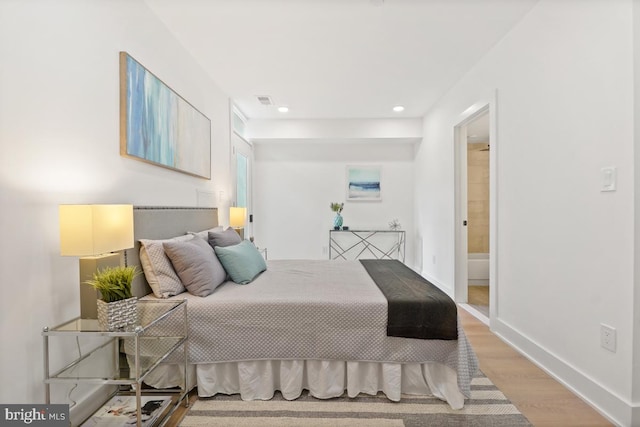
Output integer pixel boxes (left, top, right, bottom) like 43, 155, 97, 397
420, 271, 454, 298
69, 384, 116, 426
459, 304, 490, 326
492, 316, 631, 426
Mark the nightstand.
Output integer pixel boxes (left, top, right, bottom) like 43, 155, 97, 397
43, 299, 188, 427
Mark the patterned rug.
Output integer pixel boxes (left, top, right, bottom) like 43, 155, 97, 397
179, 373, 531, 427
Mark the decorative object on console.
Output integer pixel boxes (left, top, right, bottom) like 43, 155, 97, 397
119, 51, 211, 179
330, 202, 344, 230
347, 165, 382, 201
229, 206, 246, 239
85, 266, 139, 330
389, 218, 401, 230
59, 204, 134, 319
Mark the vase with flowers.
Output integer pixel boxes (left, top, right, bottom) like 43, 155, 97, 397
330, 202, 344, 230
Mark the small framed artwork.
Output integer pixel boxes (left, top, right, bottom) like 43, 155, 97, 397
119, 52, 211, 179
346, 165, 382, 201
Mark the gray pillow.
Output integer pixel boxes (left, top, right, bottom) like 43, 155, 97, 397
163, 237, 227, 297
188, 226, 224, 240
214, 240, 267, 285
208, 228, 242, 249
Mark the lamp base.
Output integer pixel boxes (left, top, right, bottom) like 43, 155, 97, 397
233, 227, 245, 240
79, 253, 121, 319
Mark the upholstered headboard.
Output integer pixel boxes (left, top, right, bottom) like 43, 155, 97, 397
124, 206, 219, 297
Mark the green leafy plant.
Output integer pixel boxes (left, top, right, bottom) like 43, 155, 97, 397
330, 202, 344, 213
85, 266, 139, 303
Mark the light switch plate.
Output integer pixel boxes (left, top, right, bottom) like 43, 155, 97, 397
601, 167, 617, 192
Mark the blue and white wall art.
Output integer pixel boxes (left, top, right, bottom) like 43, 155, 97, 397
120, 52, 211, 179
347, 165, 382, 201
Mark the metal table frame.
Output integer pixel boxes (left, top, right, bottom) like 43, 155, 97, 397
43, 299, 189, 427
329, 229, 405, 262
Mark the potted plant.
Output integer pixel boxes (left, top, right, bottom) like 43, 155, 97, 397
330, 202, 344, 230
85, 266, 139, 330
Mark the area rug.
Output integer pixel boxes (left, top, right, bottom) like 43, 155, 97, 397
179, 373, 531, 426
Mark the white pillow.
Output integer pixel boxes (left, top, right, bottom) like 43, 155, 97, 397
139, 234, 193, 298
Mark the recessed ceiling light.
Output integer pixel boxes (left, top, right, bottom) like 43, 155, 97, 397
278, 106, 289, 113
393, 105, 405, 112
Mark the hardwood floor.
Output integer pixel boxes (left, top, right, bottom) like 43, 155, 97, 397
468, 285, 490, 306
165, 390, 197, 426
165, 309, 614, 427
459, 307, 613, 426
468, 285, 490, 317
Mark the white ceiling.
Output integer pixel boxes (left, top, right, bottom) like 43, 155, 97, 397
144, 0, 538, 120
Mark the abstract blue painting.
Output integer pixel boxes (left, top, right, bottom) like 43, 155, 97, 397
347, 165, 382, 201
120, 52, 211, 179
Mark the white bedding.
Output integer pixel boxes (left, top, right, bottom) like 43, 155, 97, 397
137, 259, 478, 408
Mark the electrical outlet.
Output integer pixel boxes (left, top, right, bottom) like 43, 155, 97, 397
432, 255, 436, 264
322, 246, 328, 256
600, 324, 616, 352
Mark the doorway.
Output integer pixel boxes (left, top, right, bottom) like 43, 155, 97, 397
454, 97, 497, 326
466, 113, 490, 318
231, 105, 254, 239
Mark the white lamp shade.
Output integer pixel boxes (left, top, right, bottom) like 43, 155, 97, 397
59, 204, 134, 256
229, 207, 246, 228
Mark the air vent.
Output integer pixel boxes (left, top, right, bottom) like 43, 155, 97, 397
256, 95, 273, 106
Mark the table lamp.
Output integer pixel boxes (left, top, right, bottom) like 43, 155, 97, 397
59, 204, 134, 319
229, 207, 246, 240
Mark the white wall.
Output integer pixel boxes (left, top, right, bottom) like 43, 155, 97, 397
415, 0, 635, 424
254, 141, 415, 267
0, 0, 231, 405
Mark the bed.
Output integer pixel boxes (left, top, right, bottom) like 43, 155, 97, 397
124, 206, 478, 410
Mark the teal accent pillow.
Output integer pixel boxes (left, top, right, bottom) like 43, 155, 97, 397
214, 241, 267, 284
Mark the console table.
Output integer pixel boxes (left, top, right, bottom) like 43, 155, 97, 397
329, 229, 405, 262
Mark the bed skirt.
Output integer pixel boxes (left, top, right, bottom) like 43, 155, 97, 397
141, 359, 466, 410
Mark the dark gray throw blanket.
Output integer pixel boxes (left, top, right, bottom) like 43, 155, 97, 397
360, 259, 458, 340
